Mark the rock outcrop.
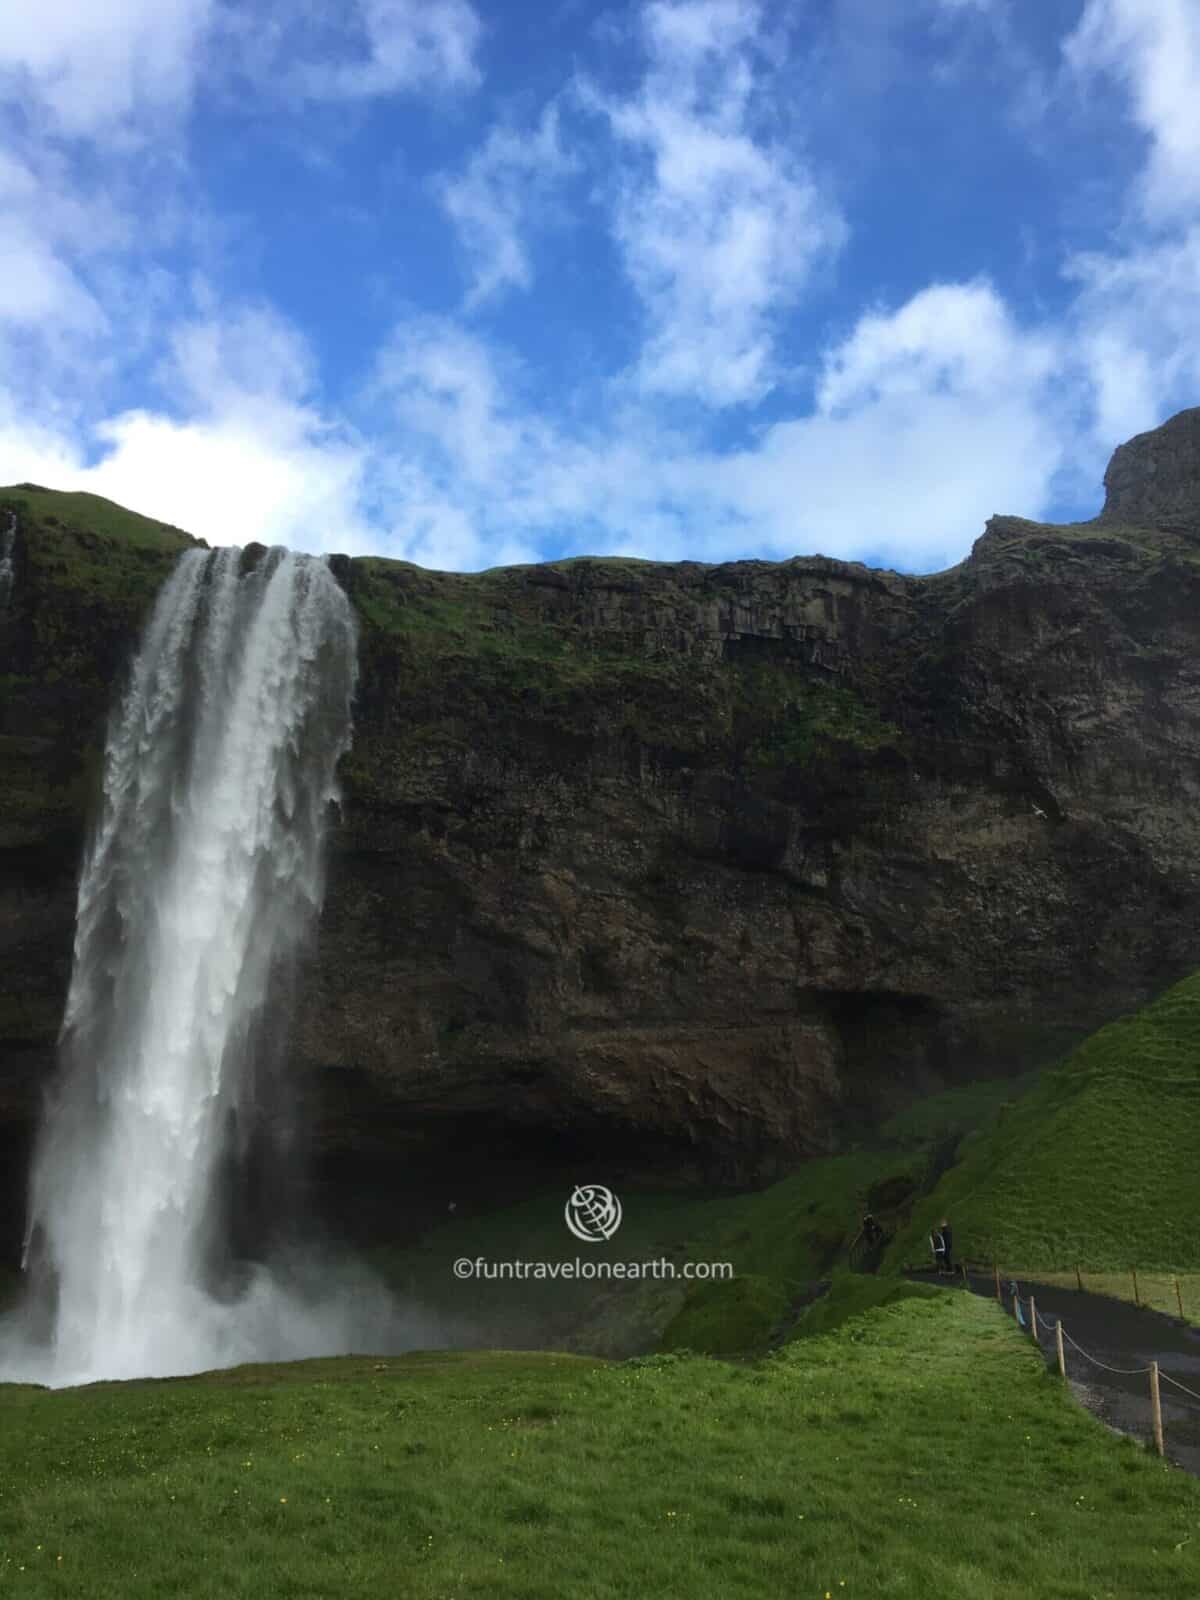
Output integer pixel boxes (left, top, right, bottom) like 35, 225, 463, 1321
3, 412, 1200, 1255
1102, 407, 1200, 529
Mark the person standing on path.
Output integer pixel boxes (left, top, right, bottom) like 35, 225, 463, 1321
940, 1217, 954, 1274
930, 1224, 945, 1273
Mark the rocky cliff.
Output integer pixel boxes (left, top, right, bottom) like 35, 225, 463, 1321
3, 410, 1200, 1256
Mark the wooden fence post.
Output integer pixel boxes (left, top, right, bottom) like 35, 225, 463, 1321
1030, 1296, 1039, 1342
1149, 1362, 1164, 1457
1175, 1276, 1185, 1321
1075, 1264, 1083, 1293
1055, 1319, 1066, 1379
1132, 1266, 1141, 1308
994, 1262, 1001, 1302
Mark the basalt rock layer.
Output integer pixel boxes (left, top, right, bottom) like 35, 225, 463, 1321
3, 409, 1200, 1254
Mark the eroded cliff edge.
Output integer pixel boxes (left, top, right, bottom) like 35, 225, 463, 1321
3, 409, 1200, 1249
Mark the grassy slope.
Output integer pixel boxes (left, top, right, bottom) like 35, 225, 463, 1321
886, 971, 1200, 1274
875, 1069, 1042, 1148
3, 1294, 1198, 1599
789, 1268, 942, 1339
0, 485, 195, 616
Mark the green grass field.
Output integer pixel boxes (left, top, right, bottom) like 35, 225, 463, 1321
886, 971, 1200, 1275
3, 1290, 1198, 1599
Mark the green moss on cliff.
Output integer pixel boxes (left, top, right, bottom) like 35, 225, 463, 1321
734, 663, 904, 767
347, 556, 720, 763
347, 551, 907, 776
0, 733, 100, 846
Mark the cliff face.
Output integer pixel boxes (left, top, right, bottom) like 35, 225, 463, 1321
3, 411, 1200, 1253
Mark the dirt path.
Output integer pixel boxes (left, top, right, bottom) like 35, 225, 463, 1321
907, 1269, 1200, 1475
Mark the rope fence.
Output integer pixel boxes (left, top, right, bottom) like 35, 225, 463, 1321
1050, 1263, 1190, 1320
1159, 1369, 1200, 1405
992, 1270, 1200, 1460
1056, 1323, 1149, 1377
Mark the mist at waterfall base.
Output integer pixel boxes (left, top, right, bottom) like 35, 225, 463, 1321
0, 547, 449, 1387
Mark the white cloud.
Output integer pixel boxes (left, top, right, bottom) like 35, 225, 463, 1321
0, 134, 190, 437
652, 279, 1066, 567
706, 396, 1062, 570
369, 317, 657, 557
0, 0, 482, 143
0, 218, 105, 334
1065, 0, 1200, 222
0, 0, 213, 136
818, 280, 1055, 412
587, 0, 846, 408
1065, 229, 1200, 447
372, 317, 524, 482
361, 281, 1076, 574
0, 264, 1164, 578
269, 0, 483, 103
439, 107, 576, 308
1052, 4, 1200, 454
167, 305, 317, 421
0, 304, 374, 554
3, 0, 1198, 582
86, 409, 369, 553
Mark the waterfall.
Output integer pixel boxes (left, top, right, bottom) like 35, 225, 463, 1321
0, 545, 411, 1386
0, 510, 15, 611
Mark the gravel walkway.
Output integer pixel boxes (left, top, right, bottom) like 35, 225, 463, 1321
909, 1268, 1200, 1475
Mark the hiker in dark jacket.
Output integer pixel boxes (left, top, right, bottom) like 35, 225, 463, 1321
940, 1217, 954, 1274
929, 1226, 945, 1273
861, 1211, 882, 1248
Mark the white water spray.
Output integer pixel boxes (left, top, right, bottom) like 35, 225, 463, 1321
0, 546, 419, 1386
0, 510, 16, 611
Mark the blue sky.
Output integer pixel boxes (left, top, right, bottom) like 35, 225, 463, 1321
1, 0, 1198, 572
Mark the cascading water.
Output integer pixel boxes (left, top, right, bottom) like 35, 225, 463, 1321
0, 545, 416, 1386
0, 510, 16, 611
